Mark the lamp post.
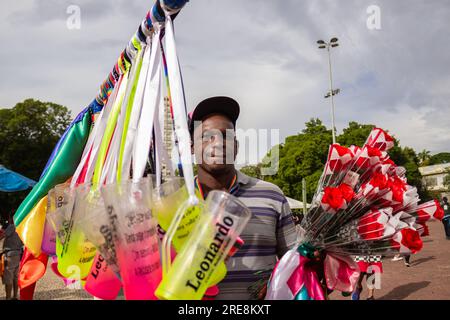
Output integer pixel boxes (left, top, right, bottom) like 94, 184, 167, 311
302, 178, 307, 215
318, 38, 339, 144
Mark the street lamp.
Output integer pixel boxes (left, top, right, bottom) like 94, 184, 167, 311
317, 37, 340, 144
324, 88, 340, 99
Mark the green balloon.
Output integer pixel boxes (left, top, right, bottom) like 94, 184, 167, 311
14, 110, 92, 226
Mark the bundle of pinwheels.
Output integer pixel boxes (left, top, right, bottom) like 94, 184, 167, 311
265, 128, 444, 300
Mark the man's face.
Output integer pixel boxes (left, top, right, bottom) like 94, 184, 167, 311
192, 114, 238, 174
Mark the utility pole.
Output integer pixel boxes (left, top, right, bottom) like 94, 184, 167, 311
318, 38, 340, 144
302, 178, 307, 215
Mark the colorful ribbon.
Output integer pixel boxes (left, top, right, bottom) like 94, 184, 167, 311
266, 244, 359, 300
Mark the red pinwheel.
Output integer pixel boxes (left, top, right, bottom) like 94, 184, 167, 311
356, 207, 397, 241
390, 176, 407, 200
373, 158, 396, 175
369, 172, 389, 190
391, 228, 423, 254
415, 222, 430, 237
357, 210, 387, 240
374, 179, 408, 210
416, 200, 444, 222
359, 172, 390, 203
349, 145, 362, 157
354, 146, 385, 171
382, 158, 395, 166
325, 144, 354, 174
339, 183, 355, 203
365, 128, 395, 152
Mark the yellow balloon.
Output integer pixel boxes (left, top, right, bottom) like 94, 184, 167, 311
16, 196, 48, 257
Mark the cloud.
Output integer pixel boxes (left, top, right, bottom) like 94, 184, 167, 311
0, 0, 449, 161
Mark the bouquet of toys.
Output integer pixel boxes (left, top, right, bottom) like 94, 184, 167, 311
266, 128, 444, 300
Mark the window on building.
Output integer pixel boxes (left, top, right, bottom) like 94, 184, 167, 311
424, 176, 438, 187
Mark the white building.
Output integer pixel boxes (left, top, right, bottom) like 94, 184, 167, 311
286, 196, 310, 211
419, 163, 450, 198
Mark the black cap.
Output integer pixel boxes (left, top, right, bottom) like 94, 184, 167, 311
188, 96, 240, 135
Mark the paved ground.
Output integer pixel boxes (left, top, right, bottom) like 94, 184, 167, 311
1, 221, 449, 300
0, 264, 93, 300
0, 237, 93, 300
332, 220, 450, 300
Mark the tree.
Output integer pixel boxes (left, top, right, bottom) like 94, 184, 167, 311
0, 99, 71, 218
388, 144, 429, 200
429, 153, 450, 165
240, 164, 262, 180
337, 121, 375, 147
258, 119, 430, 203
335, 122, 426, 192
263, 119, 332, 202
418, 149, 431, 166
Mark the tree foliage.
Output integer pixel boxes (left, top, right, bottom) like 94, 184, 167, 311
0, 99, 71, 218
417, 149, 432, 166
263, 119, 331, 202
389, 145, 428, 199
240, 164, 263, 180
428, 153, 450, 165
240, 119, 432, 203
337, 121, 375, 147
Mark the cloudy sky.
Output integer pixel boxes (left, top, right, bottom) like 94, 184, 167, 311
1, 0, 449, 164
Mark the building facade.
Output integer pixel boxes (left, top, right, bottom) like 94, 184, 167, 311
419, 163, 450, 199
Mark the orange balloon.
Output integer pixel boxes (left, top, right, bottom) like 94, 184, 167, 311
18, 249, 48, 290
19, 259, 47, 289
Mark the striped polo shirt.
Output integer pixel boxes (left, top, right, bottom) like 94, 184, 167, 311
213, 170, 298, 300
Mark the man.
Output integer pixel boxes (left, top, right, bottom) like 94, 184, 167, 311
188, 96, 297, 300
441, 197, 450, 239
1, 216, 23, 300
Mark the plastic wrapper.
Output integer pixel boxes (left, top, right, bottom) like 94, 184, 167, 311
152, 177, 201, 251
101, 177, 161, 300
152, 177, 227, 286
47, 183, 96, 280
155, 190, 251, 300
73, 184, 120, 275
53, 184, 97, 280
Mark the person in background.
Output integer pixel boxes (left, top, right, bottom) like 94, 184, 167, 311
0, 221, 4, 285
391, 254, 402, 262
441, 197, 450, 239
352, 255, 383, 300
1, 215, 24, 300
391, 254, 411, 267
0, 222, 4, 239
403, 255, 411, 267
